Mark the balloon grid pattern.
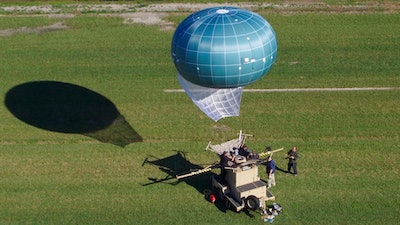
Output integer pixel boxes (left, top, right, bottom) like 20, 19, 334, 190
171, 6, 278, 121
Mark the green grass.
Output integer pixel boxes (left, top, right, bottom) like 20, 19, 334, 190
1, 3, 400, 225
0, 17, 60, 29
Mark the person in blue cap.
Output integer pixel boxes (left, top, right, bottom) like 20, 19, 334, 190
266, 155, 276, 188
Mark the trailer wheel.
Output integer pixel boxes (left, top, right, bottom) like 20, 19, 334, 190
216, 188, 224, 200
224, 197, 231, 209
244, 195, 260, 211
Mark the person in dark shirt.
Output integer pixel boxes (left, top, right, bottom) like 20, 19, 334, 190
219, 151, 235, 181
286, 146, 299, 175
266, 156, 276, 188
238, 144, 250, 158
249, 150, 259, 159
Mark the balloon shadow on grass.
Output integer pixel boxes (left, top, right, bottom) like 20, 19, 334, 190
4, 81, 142, 147
141, 151, 230, 213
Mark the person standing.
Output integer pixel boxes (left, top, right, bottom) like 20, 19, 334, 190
238, 144, 250, 158
286, 146, 299, 175
266, 156, 276, 188
219, 151, 235, 181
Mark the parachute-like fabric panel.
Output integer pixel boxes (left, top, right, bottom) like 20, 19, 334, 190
178, 73, 242, 122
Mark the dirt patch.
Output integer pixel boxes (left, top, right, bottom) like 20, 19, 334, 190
115, 12, 175, 31
2, 2, 399, 15
1, 2, 399, 35
0, 22, 68, 36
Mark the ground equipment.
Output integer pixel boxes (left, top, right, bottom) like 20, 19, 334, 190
177, 131, 284, 216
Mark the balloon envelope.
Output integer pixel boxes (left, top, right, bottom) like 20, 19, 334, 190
171, 6, 277, 121
171, 6, 277, 88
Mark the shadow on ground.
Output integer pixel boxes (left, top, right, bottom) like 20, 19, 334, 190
142, 151, 234, 213
141, 152, 213, 190
4, 80, 142, 147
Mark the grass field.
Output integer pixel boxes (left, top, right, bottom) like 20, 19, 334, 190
1, 2, 399, 225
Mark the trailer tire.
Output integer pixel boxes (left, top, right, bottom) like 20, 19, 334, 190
216, 188, 224, 200
244, 195, 260, 211
224, 197, 232, 209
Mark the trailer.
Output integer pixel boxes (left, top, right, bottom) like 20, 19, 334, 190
177, 131, 284, 216
211, 157, 276, 212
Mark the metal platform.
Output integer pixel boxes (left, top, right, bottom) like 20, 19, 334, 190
237, 180, 266, 192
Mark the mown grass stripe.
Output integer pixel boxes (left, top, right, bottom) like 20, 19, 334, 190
164, 87, 400, 93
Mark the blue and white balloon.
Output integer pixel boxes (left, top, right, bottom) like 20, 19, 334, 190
171, 6, 277, 121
